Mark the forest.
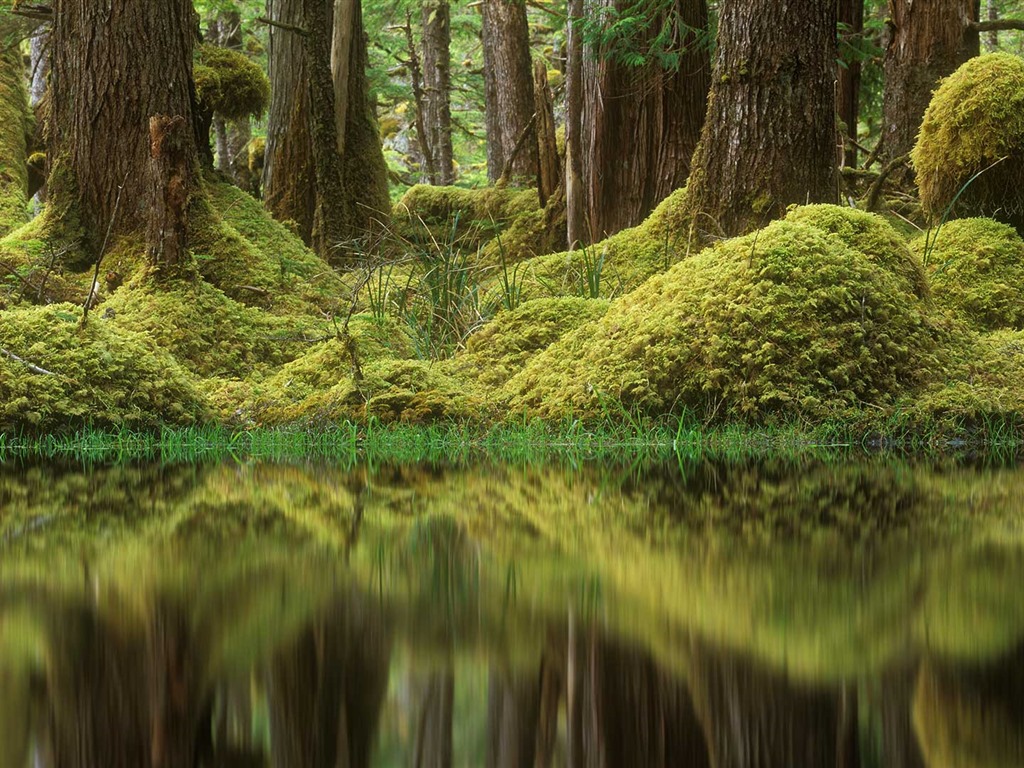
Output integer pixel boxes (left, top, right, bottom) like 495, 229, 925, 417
2, 0, 1024, 438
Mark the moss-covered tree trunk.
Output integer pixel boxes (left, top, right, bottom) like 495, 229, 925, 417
481, 0, 537, 184
264, 0, 317, 243
882, 0, 979, 165
578, 0, 709, 243
49, 0, 198, 266
422, 0, 454, 185
680, 0, 837, 240
0, 47, 30, 237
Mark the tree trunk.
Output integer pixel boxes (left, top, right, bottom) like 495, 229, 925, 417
680, 0, 837, 240
264, 0, 317, 243
422, 0, 454, 185
838, 0, 864, 168
481, 0, 537, 184
147, 116, 193, 276
213, 9, 255, 192
565, 0, 586, 246
579, 0, 710, 242
882, 0, 979, 165
49, 0, 198, 266
486, 669, 540, 768
534, 60, 559, 207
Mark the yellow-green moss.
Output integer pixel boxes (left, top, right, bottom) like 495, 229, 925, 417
910, 218, 1024, 331
396, 185, 539, 224
450, 297, 609, 389
912, 53, 1024, 227
0, 48, 29, 237
194, 44, 270, 121
0, 303, 208, 431
503, 219, 942, 423
784, 204, 929, 298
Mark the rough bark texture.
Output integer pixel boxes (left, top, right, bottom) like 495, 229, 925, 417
422, 0, 454, 185
481, 0, 537, 184
681, 0, 837, 240
264, 0, 317, 243
838, 0, 864, 168
579, 0, 710, 242
882, 0, 979, 164
49, 0, 197, 264
147, 116, 192, 276
303, 0, 351, 259
534, 60, 560, 207
564, 0, 586, 246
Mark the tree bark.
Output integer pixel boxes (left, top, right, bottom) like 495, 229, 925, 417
147, 115, 192, 276
681, 0, 837, 240
838, 0, 865, 168
882, 0, 979, 165
534, 60, 559, 207
579, 0, 710, 242
49, 0, 198, 265
486, 669, 540, 768
481, 0, 537, 184
421, 0, 454, 185
564, 0, 586, 246
213, 9, 255, 192
264, 0, 317, 243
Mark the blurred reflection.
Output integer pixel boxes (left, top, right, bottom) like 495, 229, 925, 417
0, 456, 1023, 765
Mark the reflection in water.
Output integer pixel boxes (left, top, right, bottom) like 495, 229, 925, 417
0, 457, 1024, 766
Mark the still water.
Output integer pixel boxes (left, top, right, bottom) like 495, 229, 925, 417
0, 456, 1023, 767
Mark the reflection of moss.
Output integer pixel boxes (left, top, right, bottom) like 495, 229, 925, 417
0, 304, 207, 431
504, 218, 941, 423
913, 53, 1024, 228
911, 218, 1024, 331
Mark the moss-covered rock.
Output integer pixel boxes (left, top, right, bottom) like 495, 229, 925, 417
194, 44, 270, 121
0, 304, 207, 431
784, 204, 928, 299
910, 218, 1024, 331
450, 297, 609, 390
913, 53, 1024, 228
502, 219, 942, 423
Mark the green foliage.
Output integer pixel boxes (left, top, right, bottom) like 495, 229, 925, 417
910, 218, 1024, 331
194, 43, 270, 120
576, 0, 712, 71
0, 303, 208, 432
912, 53, 1024, 228
503, 217, 942, 423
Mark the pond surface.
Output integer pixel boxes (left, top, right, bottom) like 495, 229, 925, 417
1, 456, 1023, 766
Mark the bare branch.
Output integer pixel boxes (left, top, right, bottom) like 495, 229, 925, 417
255, 16, 308, 36
0, 346, 55, 376
972, 18, 1024, 32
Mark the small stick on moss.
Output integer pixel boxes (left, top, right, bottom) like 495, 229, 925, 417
81, 172, 128, 329
0, 346, 55, 375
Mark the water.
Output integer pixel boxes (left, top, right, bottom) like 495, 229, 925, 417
0, 456, 1023, 766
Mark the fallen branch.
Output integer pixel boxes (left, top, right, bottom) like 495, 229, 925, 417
497, 113, 538, 186
972, 18, 1024, 32
866, 153, 911, 212
0, 346, 55, 375
255, 16, 308, 36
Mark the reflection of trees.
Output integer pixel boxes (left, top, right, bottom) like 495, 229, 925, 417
414, 667, 454, 768
268, 594, 391, 768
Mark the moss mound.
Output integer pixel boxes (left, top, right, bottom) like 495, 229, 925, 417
450, 297, 609, 390
910, 218, 1024, 331
0, 304, 207, 431
784, 204, 928, 298
913, 53, 1024, 228
503, 220, 940, 423
194, 44, 270, 120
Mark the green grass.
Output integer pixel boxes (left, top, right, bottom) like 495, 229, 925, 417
2, 413, 1022, 466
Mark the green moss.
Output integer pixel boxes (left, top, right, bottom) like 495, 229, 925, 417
912, 53, 1024, 228
910, 218, 1024, 330
397, 185, 539, 224
0, 48, 29, 237
0, 303, 208, 432
450, 297, 609, 390
194, 44, 270, 121
503, 219, 941, 423
785, 204, 928, 298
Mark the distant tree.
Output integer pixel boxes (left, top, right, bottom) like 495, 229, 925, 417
210, 7, 257, 192
481, 0, 537, 184
421, 0, 454, 185
680, 0, 838, 240
838, 0, 865, 168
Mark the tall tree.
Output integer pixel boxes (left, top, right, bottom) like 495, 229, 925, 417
680, 0, 838, 240
575, 0, 710, 243
421, 0, 454, 185
881, 0, 979, 165
481, 0, 537, 184
49, 0, 199, 270
838, 0, 865, 168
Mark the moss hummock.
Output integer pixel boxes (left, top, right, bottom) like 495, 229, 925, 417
502, 218, 942, 423
194, 44, 270, 121
913, 53, 1024, 228
0, 304, 208, 431
910, 218, 1024, 331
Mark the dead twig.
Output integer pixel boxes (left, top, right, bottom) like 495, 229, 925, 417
0, 346, 55, 375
